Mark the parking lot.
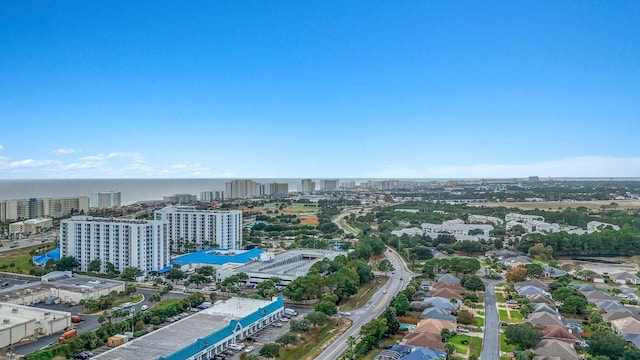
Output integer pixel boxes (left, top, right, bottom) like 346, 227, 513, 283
0, 273, 38, 288
225, 317, 293, 359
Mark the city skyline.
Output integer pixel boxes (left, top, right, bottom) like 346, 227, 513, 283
1, 2, 639, 179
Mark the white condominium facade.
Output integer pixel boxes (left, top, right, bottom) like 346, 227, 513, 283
154, 206, 243, 251
0, 196, 90, 221
90, 192, 122, 208
60, 216, 169, 274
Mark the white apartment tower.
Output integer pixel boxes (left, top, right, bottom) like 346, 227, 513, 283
225, 180, 258, 199
154, 206, 242, 251
60, 216, 169, 274
90, 191, 122, 208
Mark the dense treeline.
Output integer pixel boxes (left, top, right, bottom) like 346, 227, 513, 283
283, 236, 384, 302
515, 229, 640, 257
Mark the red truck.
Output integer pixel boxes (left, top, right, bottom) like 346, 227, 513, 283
59, 329, 77, 341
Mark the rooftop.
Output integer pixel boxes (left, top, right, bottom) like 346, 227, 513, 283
65, 215, 159, 225
171, 248, 264, 267
231, 249, 341, 277
0, 302, 70, 331
41, 272, 124, 292
94, 297, 283, 360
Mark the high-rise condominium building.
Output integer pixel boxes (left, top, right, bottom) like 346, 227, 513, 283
258, 183, 289, 197
0, 197, 90, 222
90, 191, 122, 208
321, 179, 339, 190
225, 180, 258, 199
200, 191, 214, 202
300, 179, 316, 194
154, 206, 242, 251
163, 194, 198, 204
60, 216, 169, 274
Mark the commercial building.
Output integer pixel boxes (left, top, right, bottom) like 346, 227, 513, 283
90, 191, 122, 208
169, 248, 264, 272
154, 206, 242, 252
94, 297, 285, 360
216, 249, 341, 286
300, 179, 316, 194
0, 302, 71, 349
225, 180, 258, 199
0, 197, 90, 222
60, 216, 169, 274
9, 218, 54, 237
0, 271, 124, 305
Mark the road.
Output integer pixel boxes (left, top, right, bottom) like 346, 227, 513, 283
480, 280, 500, 360
315, 247, 412, 360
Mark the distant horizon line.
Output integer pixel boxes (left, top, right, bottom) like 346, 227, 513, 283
2, 177, 640, 181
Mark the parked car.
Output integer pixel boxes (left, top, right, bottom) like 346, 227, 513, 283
71, 316, 84, 323
244, 346, 254, 353
122, 302, 134, 308
141, 305, 149, 311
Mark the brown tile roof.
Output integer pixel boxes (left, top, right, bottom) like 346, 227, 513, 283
403, 331, 446, 351
533, 339, 579, 360
431, 282, 465, 294
536, 325, 581, 343
414, 318, 457, 335
612, 317, 640, 335
428, 288, 463, 300
516, 279, 550, 291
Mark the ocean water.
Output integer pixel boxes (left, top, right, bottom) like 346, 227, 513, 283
0, 179, 306, 204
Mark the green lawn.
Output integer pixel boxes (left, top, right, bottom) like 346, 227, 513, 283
499, 309, 509, 322
477, 310, 485, 315
500, 333, 515, 352
510, 311, 523, 323
476, 316, 485, 327
496, 292, 506, 302
280, 322, 338, 360
0, 243, 54, 274
155, 298, 182, 310
470, 336, 483, 357
449, 335, 470, 355
340, 277, 388, 310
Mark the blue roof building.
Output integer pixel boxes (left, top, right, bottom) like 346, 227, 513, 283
171, 248, 264, 270
93, 297, 285, 360
32, 247, 61, 266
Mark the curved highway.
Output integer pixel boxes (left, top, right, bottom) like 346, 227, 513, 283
315, 247, 412, 360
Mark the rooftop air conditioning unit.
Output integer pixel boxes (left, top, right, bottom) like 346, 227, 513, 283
12, 308, 18, 313
3, 319, 9, 324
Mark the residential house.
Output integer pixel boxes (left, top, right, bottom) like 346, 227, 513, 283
422, 297, 460, 312
516, 285, 548, 297
536, 325, 582, 344
603, 308, 640, 323
527, 312, 564, 326
533, 339, 580, 360
610, 272, 640, 285
516, 279, 549, 291
420, 308, 457, 323
623, 333, 640, 349
430, 282, 465, 294
504, 255, 532, 267
527, 294, 556, 306
414, 319, 457, 335
401, 347, 447, 360
542, 265, 567, 278
592, 273, 606, 283
428, 288, 463, 300
595, 300, 624, 312
573, 284, 598, 293
611, 317, 640, 335
420, 281, 433, 291
532, 303, 558, 315
403, 332, 446, 351
583, 290, 618, 304
435, 274, 460, 284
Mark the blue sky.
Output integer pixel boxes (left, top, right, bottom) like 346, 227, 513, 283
1, 1, 639, 178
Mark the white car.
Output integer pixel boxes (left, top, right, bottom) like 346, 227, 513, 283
280, 317, 289, 322
141, 305, 149, 311
244, 346, 254, 353
122, 302, 134, 308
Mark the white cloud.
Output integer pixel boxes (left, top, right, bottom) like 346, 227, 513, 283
0, 145, 4, 150
371, 156, 640, 178
53, 148, 76, 155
